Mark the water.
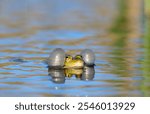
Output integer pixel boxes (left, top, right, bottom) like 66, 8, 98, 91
0, 0, 148, 97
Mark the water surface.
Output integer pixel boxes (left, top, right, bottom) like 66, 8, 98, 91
0, 0, 148, 97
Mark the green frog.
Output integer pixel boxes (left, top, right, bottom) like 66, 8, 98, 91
63, 55, 84, 68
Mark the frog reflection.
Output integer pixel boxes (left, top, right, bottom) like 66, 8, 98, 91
48, 66, 95, 84
64, 68, 83, 78
48, 68, 65, 84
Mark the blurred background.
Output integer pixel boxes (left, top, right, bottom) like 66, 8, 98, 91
0, 0, 149, 96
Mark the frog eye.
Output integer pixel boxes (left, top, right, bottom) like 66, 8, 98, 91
66, 55, 71, 58
66, 56, 70, 59
76, 55, 82, 58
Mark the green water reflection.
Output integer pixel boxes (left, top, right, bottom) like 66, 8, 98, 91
142, 15, 150, 96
